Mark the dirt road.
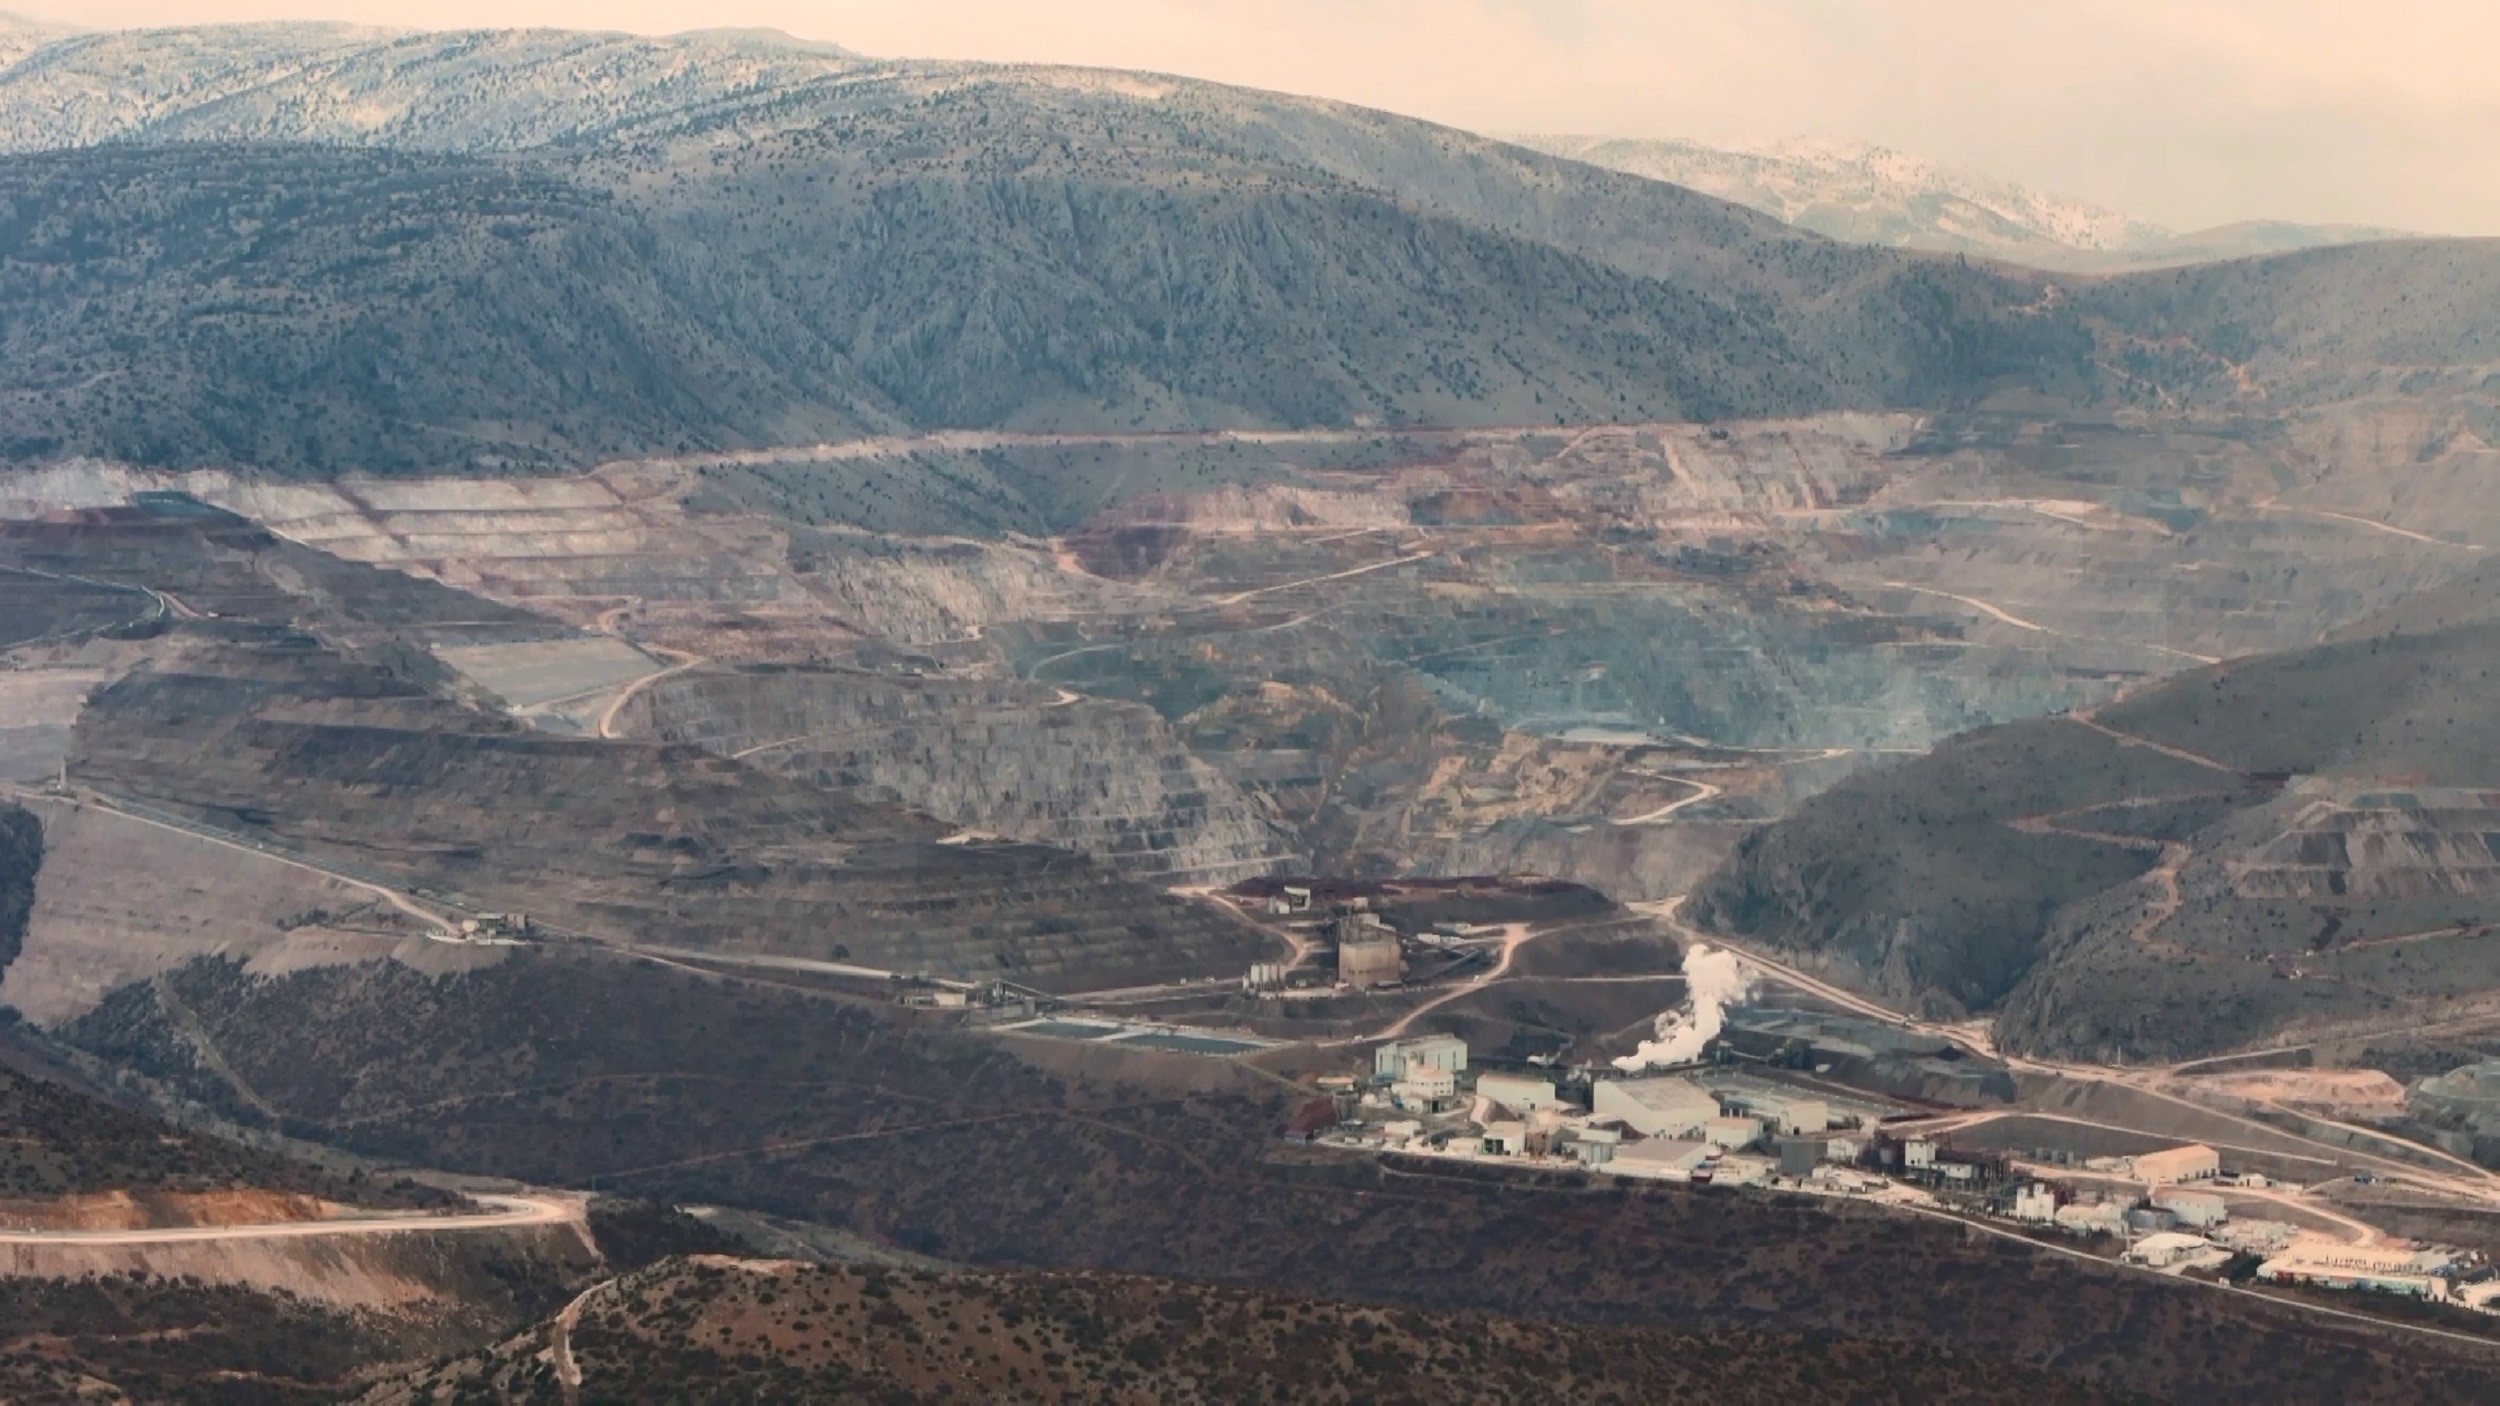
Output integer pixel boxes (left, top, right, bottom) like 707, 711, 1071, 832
0, 1194, 577, 1247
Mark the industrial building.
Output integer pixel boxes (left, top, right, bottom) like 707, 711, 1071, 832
2125, 1232, 2215, 1269
1375, 1034, 1468, 1082
2130, 1144, 2220, 1185
1607, 1137, 1713, 1180
1720, 1090, 1830, 1136
1563, 1124, 1621, 1166
1336, 915, 1404, 989
2156, 1189, 2229, 1229
2055, 1201, 2128, 1236
1477, 1072, 1562, 1113
2012, 1184, 2059, 1223
1591, 1076, 1718, 1137
1479, 1121, 1527, 1156
1702, 1115, 1763, 1151
2258, 1243, 2459, 1300
1393, 1066, 1458, 1111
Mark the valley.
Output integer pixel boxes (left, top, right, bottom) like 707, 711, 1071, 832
1, 16, 2499, 1401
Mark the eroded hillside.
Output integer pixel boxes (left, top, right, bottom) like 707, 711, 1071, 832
1692, 558, 2500, 1060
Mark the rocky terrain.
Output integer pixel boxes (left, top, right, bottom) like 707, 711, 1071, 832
1519, 134, 2409, 271
1692, 557, 2500, 1061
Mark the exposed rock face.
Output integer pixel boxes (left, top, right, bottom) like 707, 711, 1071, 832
65, 637, 1265, 992
1699, 560, 2500, 1062
618, 666, 1295, 886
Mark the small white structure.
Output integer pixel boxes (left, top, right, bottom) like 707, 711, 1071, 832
2130, 1144, 2220, 1185
1477, 1072, 1562, 1114
1479, 1121, 1527, 1156
2056, 1201, 2127, 1236
2125, 1232, 2213, 1269
1822, 1135, 1862, 1164
2013, 1184, 2059, 1223
2156, 1189, 2229, 1229
1375, 1034, 1469, 1082
1904, 1139, 1938, 1171
1702, 1115, 1763, 1151
1281, 886, 1314, 912
1592, 1076, 1719, 1137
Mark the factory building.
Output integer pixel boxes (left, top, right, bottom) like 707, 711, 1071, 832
2013, 1184, 2059, 1223
2258, 1243, 2457, 1299
2130, 1144, 2220, 1185
1702, 1115, 1763, 1151
2055, 1201, 2128, 1236
2156, 1189, 2229, 1229
1374, 1034, 1468, 1082
2125, 1232, 2214, 1269
1393, 1066, 1458, 1112
1479, 1121, 1527, 1156
1560, 1124, 1622, 1166
1607, 1137, 1713, 1180
1720, 1090, 1830, 1135
1336, 915, 1404, 989
1776, 1138, 1827, 1178
1591, 1076, 1719, 1137
1476, 1072, 1562, 1114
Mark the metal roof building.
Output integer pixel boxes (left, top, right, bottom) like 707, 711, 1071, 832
1591, 1076, 1720, 1137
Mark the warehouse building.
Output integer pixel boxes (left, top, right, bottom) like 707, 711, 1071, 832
2131, 1144, 2220, 1185
2156, 1189, 2229, 1229
1477, 1072, 1562, 1114
1591, 1076, 1718, 1137
1607, 1137, 1713, 1180
1374, 1034, 1468, 1082
1703, 1115, 1764, 1151
1720, 1089, 1831, 1135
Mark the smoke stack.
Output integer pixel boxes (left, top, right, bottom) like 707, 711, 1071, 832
1613, 943, 1750, 1071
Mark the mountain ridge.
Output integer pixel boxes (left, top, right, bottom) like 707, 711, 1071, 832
1514, 132, 2413, 272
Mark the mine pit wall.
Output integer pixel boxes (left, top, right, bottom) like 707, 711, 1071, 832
0, 1219, 598, 1314
617, 667, 1299, 886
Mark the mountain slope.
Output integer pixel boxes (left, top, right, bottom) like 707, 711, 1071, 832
0, 22, 859, 153
1517, 133, 2411, 272
371, 1257, 2123, 1405
1689, 558, 2500, 1060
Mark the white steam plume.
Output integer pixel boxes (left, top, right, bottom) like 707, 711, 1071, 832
1613, 944, 1750, 1072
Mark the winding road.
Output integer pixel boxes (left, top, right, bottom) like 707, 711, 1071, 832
0, 1194, 578, 1247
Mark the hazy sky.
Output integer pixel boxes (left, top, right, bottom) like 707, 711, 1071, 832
41, 1, 2500, 235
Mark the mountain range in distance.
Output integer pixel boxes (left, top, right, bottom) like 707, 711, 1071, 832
1513, 133, 2415, 272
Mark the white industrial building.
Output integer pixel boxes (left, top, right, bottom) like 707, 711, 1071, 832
1903, 1138, 1938, 1170
1564, 1124, 1621, 1166
1393, 1066, 1457, 1111
2056, 1201, 2127, 1236
2155, 1189, 2229, 1229
1479, 1121, 1527, 1156
1477, 1072, 1562, 1114
2125, 1232, 2214, 1269
1702, 1115, 1763, 1151
1375, 1034, 1468, 1082
1591, 1076, 1719, 1137
1721, 1090, 1830, 1135
1609, 1137, 1713, 1180
2012, 1184, 2059, 1223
